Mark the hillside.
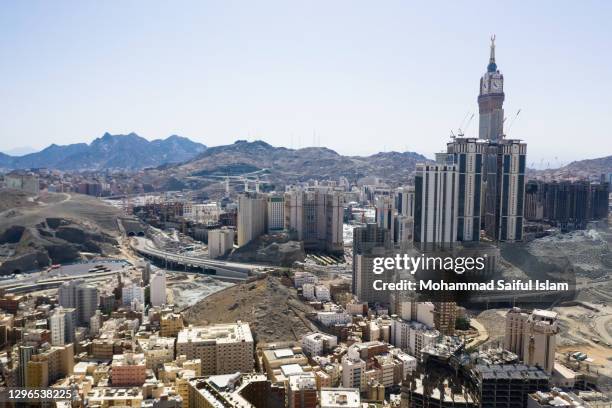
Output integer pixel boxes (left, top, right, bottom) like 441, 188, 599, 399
146, 140, 431, 191
531, 155, 612, 180
0, 133, 206, 171
0, 190, 121, 274
183, 275, 317, 342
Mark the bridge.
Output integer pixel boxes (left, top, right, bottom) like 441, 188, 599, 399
130, 236, 273, 280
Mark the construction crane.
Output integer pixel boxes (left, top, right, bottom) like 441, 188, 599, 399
506, 109, 522, 135
458, 113, 475, 137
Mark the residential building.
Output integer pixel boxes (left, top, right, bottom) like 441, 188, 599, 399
111, 352, 147, 386
267, 194, 285, 232
504, 308, 559, 374
284, 186, 344, 253
237, 193, 267, 247
150, 270, 167, 307
352, 223, 395, 304
208, 227, 235, 259
414, 163, 458, 244
176, 322, 254, 375
301, 332, 338, 357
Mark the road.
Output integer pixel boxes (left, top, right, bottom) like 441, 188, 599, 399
130, 236, 277, 279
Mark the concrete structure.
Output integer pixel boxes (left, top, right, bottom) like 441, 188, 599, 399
122, 282, 145, 307
484, 139, 527, 242
320, 388, 361, 408
301, 332, 338, 357
149, 270, 167, 307
188, 373, 284, 408
26, 345, 74, 387
58, 280, 98, 325
160, 313, 184, 337
176, 322, 254, 375
470, 364, 549, 408
478, 36, 505, 142
341, 347, 366, 391
18, 345, 34, 386
208, 227, 235, 259
111, 353, 146, 386
237, 193, 267, 247
375, 195, 395, 240
390, 317, 439, 359
284, 187, 344, 253
352, 223, 395, 304
395, 186, 416, 217
528, 389, 587, 408
288, 372, 317, 408
183, 203, 220, 225
49, 307, 76, 346
446, 138, 487, 242
5, 173, 39, 195
505, 308, 559, 374
267, 194, 285, 232
414, 163, 458, 244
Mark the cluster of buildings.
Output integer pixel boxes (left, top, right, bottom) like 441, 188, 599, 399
525, 180, 609, 231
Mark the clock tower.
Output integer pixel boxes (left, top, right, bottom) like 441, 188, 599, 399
478, 35, 505, 141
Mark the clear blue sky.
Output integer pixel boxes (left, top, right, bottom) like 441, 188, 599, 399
1, 1, 610, 168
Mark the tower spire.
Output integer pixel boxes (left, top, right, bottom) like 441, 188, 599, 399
487, 35, 497, 72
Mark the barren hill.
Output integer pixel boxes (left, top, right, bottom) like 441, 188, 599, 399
183, 275, 316, 343
0, 190, 121, 274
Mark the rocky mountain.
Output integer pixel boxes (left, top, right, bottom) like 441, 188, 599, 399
146, 140, 432, 191
0, 133, 206, 171
531, 155, 612, 180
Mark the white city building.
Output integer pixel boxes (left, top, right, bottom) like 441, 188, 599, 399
302, 332, 338, 357
149, 270, 167, 307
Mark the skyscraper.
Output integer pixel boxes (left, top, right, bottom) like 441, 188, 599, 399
478, 36, 505, 142
484, 139, 527, 242
474, 36, 527, 242
149, 270, 166, 307
446, 138, 486, 242
49, 307, 76, 346
58, 280, 98, 325
237, 192, 268, 247
76, 284, 98, 325
284, 187, 344, 253
413, 163, 458, 244
352, 223, 395, 304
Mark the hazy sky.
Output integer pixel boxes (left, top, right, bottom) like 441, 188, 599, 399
1, 1, 611, 168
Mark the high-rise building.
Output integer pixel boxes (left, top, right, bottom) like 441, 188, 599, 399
208, 227, 235, 259
395, 187, 416, 217
284, 187, 344, 253
341, 347, 366, 391
18, 345, 34, 386
525, 180, 609, 230
478, 36, 505, 142
267, 194, 285, 232
375, 195, 395, 239
469, 364, 549, 407
149, 270, 166, 307
49, 307, 76, 346
446, 138, 486, 242
122, 282, 145, 307
504, 308, 559, 374
58, 280, 98, 325
237, 192, 267, 247
484, 139, 527, 242
352, 223, 395, 304
414, 163, 458, 244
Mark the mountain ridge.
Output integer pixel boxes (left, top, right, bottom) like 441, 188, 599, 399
0, 133, 207, 171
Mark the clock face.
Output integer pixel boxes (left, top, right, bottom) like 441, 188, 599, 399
492, 79, 502, 91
